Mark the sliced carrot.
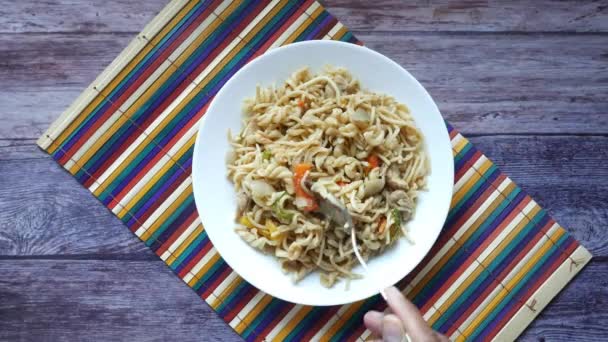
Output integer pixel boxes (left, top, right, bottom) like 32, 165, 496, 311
298, 98, 311, 111
366, 154, 380, 173
377, 217, 387, 234
294, 163, 313, 198
293, 163, 318, 211
294, 163, 313, 179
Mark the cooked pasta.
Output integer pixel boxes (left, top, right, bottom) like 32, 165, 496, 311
226, 66, 429, 288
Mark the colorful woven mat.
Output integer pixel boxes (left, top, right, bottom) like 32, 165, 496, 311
37, 1, 591, 341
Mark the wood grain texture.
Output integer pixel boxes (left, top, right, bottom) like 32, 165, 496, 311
468, 135, 608, 256
1, 32, 606, 139
0, 0, 165, 33
0, 0, 606, 341
359, 33, 608, 135
0, 32, 131, 139
324, 0, 608, 33
2, 0, 607, 33
0, 259, 241, 342
0, 142, 148, 256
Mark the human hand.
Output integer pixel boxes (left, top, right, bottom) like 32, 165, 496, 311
364, 287, 450, 342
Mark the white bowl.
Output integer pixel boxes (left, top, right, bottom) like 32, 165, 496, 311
192, 40, 453, 306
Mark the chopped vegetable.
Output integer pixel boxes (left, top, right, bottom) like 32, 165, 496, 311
377, 216, 387, 234
363, 178, 384, 197
297, 99, 309, 111
365, 154, 380, 173
239, 216, 255, 229
351, 108, 371, 129
294, 163, 313, 179
265, 220, 285, 241
241, 216, 269, 239
390, 209, 401, 241
391, 209, 401, 226
296, 195, 318, 211
236, 191, 250, 218
293, 163, 318, 211
241, 216, 278, 240
273, 191, 287, 203
265, 220, 277, 234
294, 197, 309, 208
337, 181, 349, 187
273, 205, 294, 223
262, 150, 272, 160
272, 192, 294, 223
248, 179, 275, 199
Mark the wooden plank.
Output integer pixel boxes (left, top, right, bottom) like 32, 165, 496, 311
0, 32, 132, 140
323, 0, 608, 33
0, 259, 241, 342
0, 142, 148, 256
2, 0, 607, 33
1, 136, 606, 257
1, 32, 606, 139
0, 0, 166, 33
468, 135, 608, 256
358, 32, 608, 135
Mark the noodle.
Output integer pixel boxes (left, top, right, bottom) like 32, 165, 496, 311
227, 66, 429, 288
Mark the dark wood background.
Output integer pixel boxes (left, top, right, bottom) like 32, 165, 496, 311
1, 0, 607, 340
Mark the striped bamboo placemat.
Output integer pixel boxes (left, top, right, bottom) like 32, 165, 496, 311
37, 1, 591, 341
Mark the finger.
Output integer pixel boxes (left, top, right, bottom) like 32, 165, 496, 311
385, 287, 435, 341
364, 310, 384, 336
435, 331, 451, 342
381, 314, 405, 342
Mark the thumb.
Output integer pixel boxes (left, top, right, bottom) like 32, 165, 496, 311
385, 287, 434, 341
382, 314, 404, 342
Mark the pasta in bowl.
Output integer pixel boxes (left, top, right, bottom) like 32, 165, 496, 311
228, 67, 429, 288
193, 41, 453, 306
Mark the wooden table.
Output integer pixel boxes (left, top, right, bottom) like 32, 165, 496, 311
1, 1, 606, 340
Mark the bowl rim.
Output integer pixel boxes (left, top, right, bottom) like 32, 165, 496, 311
192, 40, 454, 306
